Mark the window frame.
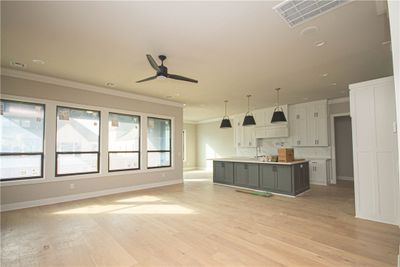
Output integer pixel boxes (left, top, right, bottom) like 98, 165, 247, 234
108, 112, 141, 172
147, 117, 172, 169
55, 105, 101, 177
0, 99, 46, 182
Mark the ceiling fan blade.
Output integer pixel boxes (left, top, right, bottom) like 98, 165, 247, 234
136, 76, 157, 83
168, 74, 198, 83
146, 54, 160, 72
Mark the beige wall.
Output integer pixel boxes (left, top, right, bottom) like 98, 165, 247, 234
183, 123, 197, 170
1, 75, 183, 207
196, 121, 235, 170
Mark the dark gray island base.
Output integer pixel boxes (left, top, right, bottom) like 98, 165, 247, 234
213, 159, 310, 196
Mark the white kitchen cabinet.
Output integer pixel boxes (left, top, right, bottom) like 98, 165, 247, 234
234, 114, 244, 148
234, 114, 256, 148
307, 100, 328, 146
289, 104, 308, 146
289, 100, 328, 147
309, 159, 331, 185
243, 125, 256, 147
350, 76, 398, 225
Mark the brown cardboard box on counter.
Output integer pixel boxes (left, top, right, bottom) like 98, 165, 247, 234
278, 148, 294, 162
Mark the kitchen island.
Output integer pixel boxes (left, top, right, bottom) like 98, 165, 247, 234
213, 158, 309, 196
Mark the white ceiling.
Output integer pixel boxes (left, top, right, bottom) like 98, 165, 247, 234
1, 1, 393, 122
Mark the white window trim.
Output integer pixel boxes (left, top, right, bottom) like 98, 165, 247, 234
0, 94, 175, 187
182, 129, 187, 162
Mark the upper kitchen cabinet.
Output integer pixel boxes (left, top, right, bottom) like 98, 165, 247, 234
289, 103, 308, 146
289, 100, 328, 147
307, 100, 328, 146
254, 105, 289, 139
233, 114, 256, 148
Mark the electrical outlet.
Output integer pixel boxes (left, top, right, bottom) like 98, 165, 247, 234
69, 183, 75, 190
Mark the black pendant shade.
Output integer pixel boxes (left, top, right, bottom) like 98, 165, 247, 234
271, 108, 287, 123
220, 117, 232, 128
220, 100, 232, 128
271, 88, 287, 123
242, 94, 256, 126
243, 114, 256, 126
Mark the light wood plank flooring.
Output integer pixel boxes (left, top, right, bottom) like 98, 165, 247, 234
1, 170, 399, 266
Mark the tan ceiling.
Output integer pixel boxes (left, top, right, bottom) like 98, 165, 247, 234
1, 1, 393, 122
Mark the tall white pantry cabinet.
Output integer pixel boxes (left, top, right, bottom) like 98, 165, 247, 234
350, 76, 399, 225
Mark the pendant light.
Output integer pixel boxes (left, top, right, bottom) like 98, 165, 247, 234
220, 100, 232, 128
271, 88, 287, 123
243, 95, 256, 126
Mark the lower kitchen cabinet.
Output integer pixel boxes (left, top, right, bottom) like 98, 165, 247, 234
260, 165, 292, 194
234, 163, 259, 188
213, 161, 234, 185
213, 160, 310, 196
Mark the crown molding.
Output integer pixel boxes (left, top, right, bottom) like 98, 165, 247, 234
328, 96, 349, 104
197, 117, 222, 124
183, 120, 198, 124
1, 68, 184, 108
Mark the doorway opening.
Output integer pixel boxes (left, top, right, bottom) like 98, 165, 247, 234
333, 115, 354, 182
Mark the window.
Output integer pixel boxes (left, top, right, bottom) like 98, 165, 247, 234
108, 113, 140, 171
147, 117, 171, 168
0, 100, 45, 181
56, 106, 100, 176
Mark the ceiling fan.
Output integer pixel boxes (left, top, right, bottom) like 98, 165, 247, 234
136, 54, 198, 83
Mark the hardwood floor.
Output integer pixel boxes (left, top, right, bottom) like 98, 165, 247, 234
1, 170, 399, 267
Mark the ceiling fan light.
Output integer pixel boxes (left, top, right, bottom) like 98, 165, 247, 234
220, 117, 232, 128
243, 114, 256, 126
271, 110, 287, 123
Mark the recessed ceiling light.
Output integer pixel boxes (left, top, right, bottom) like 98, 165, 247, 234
314, 40, 326, 47
300, 26, 319, 36
105, 82, 116, 88
321, 73, 329, 77
32, 59, 45, 65
183, 103, 186, 107
9, 61, 27, 69
175, 93, 180, 97
330, 82, 337, 86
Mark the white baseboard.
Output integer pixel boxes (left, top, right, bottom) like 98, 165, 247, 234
338, 176, 354, 181
183, 167, 197, 171
310, 180, 328, 186
1, 179, 183, 212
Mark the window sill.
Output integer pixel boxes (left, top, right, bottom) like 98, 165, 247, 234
0, 166, 176, 187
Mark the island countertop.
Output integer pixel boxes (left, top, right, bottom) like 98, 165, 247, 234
211, 157, 308, 165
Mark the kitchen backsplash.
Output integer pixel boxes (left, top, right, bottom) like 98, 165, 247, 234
236, 137, 331, 159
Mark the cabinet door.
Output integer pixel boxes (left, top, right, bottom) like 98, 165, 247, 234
290, 104, 307, 146
248, 164, 259, 188
234, 163, 248, 187
234, 115, 244, 148
260, 165, 275, 190
307, 101, 328, 146
294, 163, 309, 193
224, 162, 234, 184
253, 109, 266, 127
213, 161, 225, 183
243, 126, 256, 147
275, 165, 293, 194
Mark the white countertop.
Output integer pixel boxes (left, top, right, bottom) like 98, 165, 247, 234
211, 157, 308, 165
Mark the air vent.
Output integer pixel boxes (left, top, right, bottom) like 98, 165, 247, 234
273, 0, 351, 28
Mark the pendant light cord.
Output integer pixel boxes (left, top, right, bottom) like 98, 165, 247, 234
224, 100, 228, 117
247, 95, 251, 114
